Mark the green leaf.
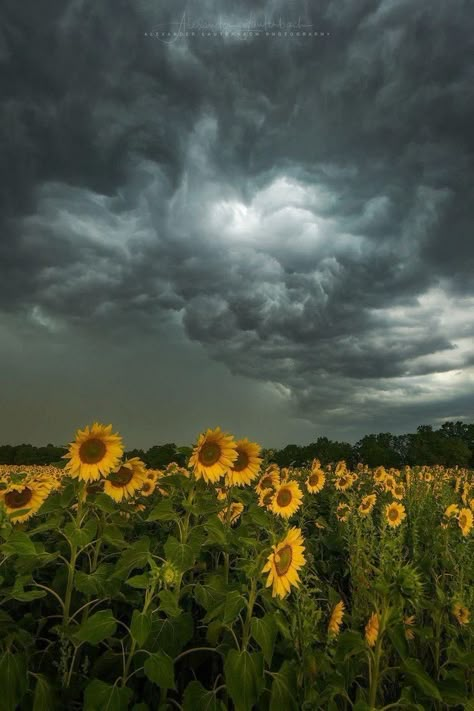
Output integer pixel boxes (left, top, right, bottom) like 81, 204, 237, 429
204, 516, 229, 546
0, 651, 27, 711
64, 518, 97, 547
251, 614, 278, 665
126, 573, 151, 589
32, 674, 54, 711
84, 679, 133, 711
150, 613, 194, 657
93, 494, 117, 513
164, 535, 195, 573
102, 525, 126, 548
147, 499, 176, 521
402, 658, 442, 701
114, 537, 150, 578
221, 590, 246, 625
74, 564, 114, 596
334, 630, 367, 661
144, 650, 175, 690
269, 660, 298, 711
158, 589, 181, 618
224, 650, 264, 711
0, 531, 36, 557
74, 609, 117, 645
183, 681, 226, 711
131, 609, 152, 648
388, 624, 409, 660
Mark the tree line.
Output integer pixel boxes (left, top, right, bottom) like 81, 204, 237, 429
0, 421, 473, 469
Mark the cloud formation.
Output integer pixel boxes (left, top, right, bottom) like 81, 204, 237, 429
1, 0, 473, 445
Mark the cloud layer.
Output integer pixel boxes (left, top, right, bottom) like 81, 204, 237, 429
1, 0, 473, 445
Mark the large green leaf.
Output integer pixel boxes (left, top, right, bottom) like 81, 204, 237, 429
0, 531, 36, 557
64, 518, 97, 547
224, 650, 264, 711
149, 612, 194, 657
183, 681, 227, 711
164, 536, 195, 573
147, 500, 176, 521
269, 660, 298, 711
74, 609, 117, 645
114, 537, 150, 578
130, 609, 152, 648
158, 589, 181, 618
251, 614, 278, 666
144, 650, 175, 689
402, 658, 442, 701
32, 674, 54, 711
84, 679, 133, 711
0, 651, 27, 711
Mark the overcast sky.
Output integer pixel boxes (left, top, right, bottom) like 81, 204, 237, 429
1, 0, 473, 449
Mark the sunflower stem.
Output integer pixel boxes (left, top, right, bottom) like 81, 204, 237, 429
241, 577, 257, 651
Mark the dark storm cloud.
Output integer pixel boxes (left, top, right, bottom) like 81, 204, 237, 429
1, 0, 473, 443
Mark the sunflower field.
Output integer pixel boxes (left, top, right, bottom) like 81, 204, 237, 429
0, 424, 473, 710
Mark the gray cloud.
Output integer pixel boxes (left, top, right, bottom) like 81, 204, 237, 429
0, 0, 473, 445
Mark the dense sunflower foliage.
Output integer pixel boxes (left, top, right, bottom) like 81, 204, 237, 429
0, 424, 473, 710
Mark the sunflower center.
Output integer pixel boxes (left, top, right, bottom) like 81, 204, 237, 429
79, 438, 107, 464
388, 508, 399, 521
276, 488, 292, 507
274, 545, 293, 576
233, 450, 249, 472
261, 475, 274, 489
142, 482, 151, 493
309, 473, 320, 486
110, 466, 134, 488
198, 442, 221, 466
361, 500, 370, 510
459, 514, 467, 528
86, 481, 104, 495
5, 487, 33, 509
263, 491, 274, 506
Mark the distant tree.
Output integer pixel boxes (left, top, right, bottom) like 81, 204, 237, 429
144, 443, 186, 469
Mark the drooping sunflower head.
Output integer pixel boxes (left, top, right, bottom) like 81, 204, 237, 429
258, 487, 275, 510
226, 439, 262, 487
262, 527, 306, 598
374, 466, 387, 484
271, 481, 303, 519
255, 466, 280, 495
104, 457, 147, 502
335, 460, 347, 477
306, 468, 326, 494
218, 502, 244, 526
64, 423, 124, 482
452, 603, 470, 625
359, 494, 377, 515
310, 458, 321, 473
365, 612, 379, 647
1, 481, 49, 523
188, 427, 238, 484
336, 502, 351, 522
458, 507, 473, 537
328, 600, 345, 637
385, 501, 406, 528
335, 473, 353, 491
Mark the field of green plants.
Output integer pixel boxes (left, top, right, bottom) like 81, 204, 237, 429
0, 423, 473, 710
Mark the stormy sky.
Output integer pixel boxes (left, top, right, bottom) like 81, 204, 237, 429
1, 0, 473, 449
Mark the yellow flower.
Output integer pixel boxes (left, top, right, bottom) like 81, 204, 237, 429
335, 474, 353, 491
392, 483, 405, 500
365, 612, 379, 647
226, 439, 262, 487
258, 487, 275, 509
310, 458, 321, 472
458, 508, 473, 536
271, 481, 303, 519
404, 615, 416, 640
444, 504, 459, 518
359, 494, 377, 515
218, 502, 244, 526
1, 481, 49, 523
336, 502, 351, 522
262, 527, 306, 598
255, 467, 280, 495
374, 466, 387, 484
189, 427, 238, 484
306, 468, 326, 494
140, 480, 156, 497
452, 603, 470, 625
64, 423, 124, 482
335, 461, 347, 476
328, 601, 345, 637
384, 475, 396, 492
470, 498, 474, 512
385, 501, 406, 528
104, 458, 147, 502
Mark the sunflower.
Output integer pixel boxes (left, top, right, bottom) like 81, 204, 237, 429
335, 461, 347, 476
385, 501, 406, 528
189, 427, 238, 484
218, 502, 244, 526
365, 612, 379, 647
262, 527, 306, 598
374, 466, 387, 485
404, 614, 416, 640
310, 458, 321, 472
104, 458, 147, 502
255, 467, 280, 495
335, 474, 353, 491
458, 507, 473, 536
306, 468, 326, 493
359, 494, 377, 515
384, 475, 396, 492
1, 482, 49, 523
258, 488, 275, 509
336, 502, 351, 522
140, 480, 156, 497
470, 498, 474, 511
328, 600, 345, 637
444, 504, 459, 519
226, 439, 262, 487
64, 423, 124, 482
271, 481, 303, 519
453, 603, 470, 625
